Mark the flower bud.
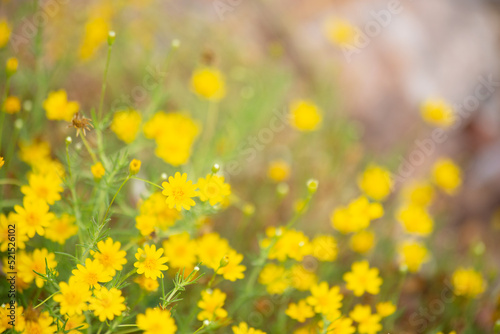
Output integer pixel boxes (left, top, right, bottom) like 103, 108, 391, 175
171, 39, 180, 49
108, 31, 116, 46
211, 163, 220, 173
6, 57, 18, 76
65, 136, 72, 145
307, 179, 319, 194
219, 255, 229, 268
129, 159, 141, 175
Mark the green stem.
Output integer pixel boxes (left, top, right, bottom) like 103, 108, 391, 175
0, 76, 11, 154
98, 44, 113, 121
0, 179, 23, 186
79, 129, 98, 163
33, 291, 58, 309
102, 176, 130, 225
115, 268, 137, 288
130, 176, 164, 190
66, 142, 84, 249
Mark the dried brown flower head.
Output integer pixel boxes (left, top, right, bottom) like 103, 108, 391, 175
69, 112, 94, 137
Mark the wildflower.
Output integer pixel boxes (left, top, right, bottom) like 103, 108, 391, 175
402, 180, 435, 206
197, 289, 228, 321
18, 248, 57, 288
45, 214, 78, 244
358, 165, 393, 201
285, 299, 315, 323
376, 301, 396, 317
397, 204, 434, 236
421, 98, 454, 127
54, 277, 92, 315
327, 317, 356, 334
311, 235, 338, 261
91, 162, 105, 180
349, 304, 382, 334
331, 196, 384, 234
43, 90, 80, 121
398, 241, 429, 273
349, 230, 375, 254
92, 237, 127, 276
21, 172, 63, 205
267, 160, 291, 182
0, 304, 24, 332
306, 282, 343, 316
0, 156, 3, 168
22, 310, 57, 334
0, 19, 11, 48
324, 19, 358, 46
161, 172, 198, 211
197, 174, 231, 206
258, 263, 290, 295
6, 57, 17, 75
89, 287, 126, 322
191, 67, 226, 100
134, 275, 159, 292
72, 258, 113, 289
110, 109, 142, 143
196, 232, 230, 270
134, 244, 169, 279
3, 96, 21, 114
162, 232, 198, 270
19, 140, 51, 166
451, 267, 486, 298
268, 229, 312, 262
290, 264, 317, 291
1, 213, 28, 251
289, 99, 322, 131
69, 112, 94, 136
13, 197, 55, 237
61, 315, 88, 334
343, 261, 382, 296
79, 15, 111, 60
136, 308, 177, 334
219, 249, 246, 281
432, 158, 462, 195
136, 192, 181, 233
232, 322, 266, 334
130, 158, 141, 175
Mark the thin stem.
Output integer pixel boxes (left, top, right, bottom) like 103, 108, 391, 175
115, 268, 137, 288
98, 44, 113, 121
33, 291, 58, 309
102, 176, 130, 225
78, 129, 98, 163
0, 76, 11, 154
0, 179, 23, 186
65, 142, 84, 251
193, 323, 207, 334
130, 176, 164, 190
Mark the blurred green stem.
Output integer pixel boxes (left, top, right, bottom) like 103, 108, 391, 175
98, 44, 113, 121
66, 141, 84, 251
102, 175, 130, 225
78, 129, 98, 163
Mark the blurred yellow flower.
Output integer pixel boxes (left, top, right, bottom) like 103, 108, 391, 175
89, 287, 126, 322
0, 156, 3, 169
398, 240, 429, 273
289, 100, 322, 132
327, 316, 356, 334
136, 308, 177, 334
196, 232, 230, 270
421, 98, 455, 127
432, 158, 462, 195
325, 19, 358, 46
62, 314, 88, 334
358, 165, 393, 201
91, 162, 106, 180
331, 196, 384, 234
197, 174, 231, 206
376, 301, 396, 317
134, 275, 159, 292
258, 263, 290, 295
45, 214, 78, 245
232, 322, 266, 334
306, 282, 343, 316
219, 249, 246, 281
397, 203, 434, 236
0, 19, 11, 48
6, 57, 17, 75
267, 159, 291, 182
92, 237, 127, 276
3, 96, 21, 114
136, 192, 180, 234
13, 197, 55, 237
349, 304, 382, 334
451, 267, 486, 298
268, 229, 312, 262
129, 159, 141, 175
311, 235, 337, 261
286, 299, 314, 323
163, 232, 197, 270
349, 230, 375, 254
110, 109, 142, 144
290, 264, 317, 291
402, 180, 435, 206
191, 67, 226, 100
43, 90, 80, 121
79, 16, 111, 61
343, 261, 382, 296
134, 244, 169, 279
72, 258, 113, 289
19, 140, 51, 166
162, 172, 198, 211
197, 288, 228, 321
21, 172, 63, 205
18, 248, 57, 288
1, 213, 28, 251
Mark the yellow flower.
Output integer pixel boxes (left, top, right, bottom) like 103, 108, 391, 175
110, 109, 142, 143
267, 160, 291, 182
349, 230, 375, 254
421, 98, 454, 127
6, 57, 17, 75
327, 316, 356, 334
136, 192, 181, 234
92, 237, 127, 276
1, 213, 28, 251
13, 197, 55, 237
290, 264, 317, 291
219, 249, 246, 281
306, 282, 343, 316
285, 299, 314, 323
45, 214, 78, 245
21, 172, 63, 205
258, 263, 290, 295
343, 261, 382, 296
432, 158, 462, 195
161, 172, 198, 211
134, 275, 159, 292
22, 310, 57, 334
330, 196, 384, 234
3, 96, 21, 114
91, 162, 105, 180
376, 301, 396, 318
397, 203, 434, 236
18, 248, 57, 288
54, 277, 92, 316
61, 315, 88, 334
136, 308, 177, 334
451, 267, 486, 298
311, 235, 337, 261
191, 67, 226, 100
72, 258, 113, 289
0, 304, 24, 332
130, 159, 141, 175
289, 99, 322, 131
402, 180, 435, 206
349, 304, 382, 334
0, 156, 3, 168
232, 322, 266, 334
358, 165, 393, 201
0, 19, 11, 48
89, 287, 126, 322
43, 90, 79, 121
197, 174, 231, 206
79, 16, 111, 60
197, 288, 228, 321
162, 232, 198, 270
268, 229, 312, 262
196, 232, 230, 270
398, 241, 429, 273
134, 244, 169, 279
324, 19, 357, 46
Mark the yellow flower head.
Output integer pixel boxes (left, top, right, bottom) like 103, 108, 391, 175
421, 98, 455, 127
267, 229, 312, 262
376, 301, 396, 318
219, 249, 246, 281
91, 162, 105, 180
0, 19, 11, 48
306, 282, 343, 316
43, 90, 80, 121
451, 267, 486, 298
349, 230, 375, 254
54, 277, 92, 316
349, 304, 382, 334
1, 213, 28, 252
79, 16, 111, 61
62, 314, 88, 334
19, 140, 51, 166
290, 264, 317, 291
191, 67, 226, 100
129, 159, 141, 175
89, 287, 126, 322
432, 158, 462, 195
22, 310, 57, 334
402, 180, 435, 206
136, 308, 177, 334
3, 96, 21, 114
358, 165, 393, 201
45, 214, 78, 245
258, 263, 290, 295
13, 197, 55, 237
197, 174, 231, 206
134, 275, 159, 292
162, 232, 198, 270
397, 203, 434, 236
110, 109, 142, 143
196, 232, 230, 270
285, 299, 314, 323
289, 100, 322, 132
343, 261, 382, 296
161, 172, 198, 211
18, 248, 57, 288
6, 57, 17, 75
134, 244, 169, 279
398, 240, 429, 273
267, 159, 291, 183
136, 192, 181, 234
330, 196, 384, 234
197, 288, 228, 321
92, 237, 127, 276
311, 235, 337, 262
72, 258, 113, 289
232, 322, 266, 334
0, 156, 3, 169
327, 316, 356, 334
324, 18, 358, 46
21, 172, 63, 205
